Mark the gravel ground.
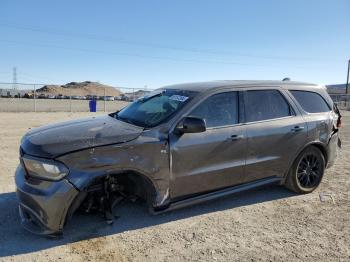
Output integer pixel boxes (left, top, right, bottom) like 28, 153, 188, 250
0, 98, 129, 112
0, 112, 349, 262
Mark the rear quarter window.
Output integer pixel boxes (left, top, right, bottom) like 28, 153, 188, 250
290, 90, 331, 113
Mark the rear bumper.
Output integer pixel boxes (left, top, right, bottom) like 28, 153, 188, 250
15, 165, 79, 236
326, 132, 340, 168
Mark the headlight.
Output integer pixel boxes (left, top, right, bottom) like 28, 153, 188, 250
22, 156, 69, 181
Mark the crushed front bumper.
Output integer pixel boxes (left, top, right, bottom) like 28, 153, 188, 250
15, 165, 79, 236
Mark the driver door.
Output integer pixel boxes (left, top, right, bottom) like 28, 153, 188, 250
169, 91, 246, 198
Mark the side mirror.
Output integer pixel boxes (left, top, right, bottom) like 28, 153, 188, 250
176, 117, 206, 134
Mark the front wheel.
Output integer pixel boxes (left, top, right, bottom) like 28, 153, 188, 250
285, 146, 325, 194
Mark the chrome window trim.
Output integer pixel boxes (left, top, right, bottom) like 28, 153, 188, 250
242, 115, 295, 126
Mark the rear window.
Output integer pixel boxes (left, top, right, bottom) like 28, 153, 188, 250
290, 90, 330, 113
244, 90, 293, 122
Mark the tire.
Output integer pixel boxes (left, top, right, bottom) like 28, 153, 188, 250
285, 146, 325, 194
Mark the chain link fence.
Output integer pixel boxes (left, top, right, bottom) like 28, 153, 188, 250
0, 82, 155, 112
2, 82, 348, 112
329, 94, 350, 110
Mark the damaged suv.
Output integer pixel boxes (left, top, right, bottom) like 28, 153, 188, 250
16, 80, 341, 236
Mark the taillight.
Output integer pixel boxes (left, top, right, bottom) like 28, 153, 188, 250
333, 104, 342, 128
337, 117, 342, 128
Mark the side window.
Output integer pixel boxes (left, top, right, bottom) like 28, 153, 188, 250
189, 92, 238, 128
245, 90, 292, 122
290, 90, 331, 113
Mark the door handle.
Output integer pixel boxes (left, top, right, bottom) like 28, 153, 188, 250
229, 134, 244, 141
291, 126, 304, 132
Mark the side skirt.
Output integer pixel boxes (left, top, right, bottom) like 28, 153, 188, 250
153, 177, 282, 214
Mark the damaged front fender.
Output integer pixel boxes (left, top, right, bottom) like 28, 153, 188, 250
58, 130, 171, 209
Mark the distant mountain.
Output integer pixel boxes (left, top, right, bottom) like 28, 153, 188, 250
37, 81, 122, 96
326, 83, 348, 94
124, 89, 151, 97
327, 84, 347, 89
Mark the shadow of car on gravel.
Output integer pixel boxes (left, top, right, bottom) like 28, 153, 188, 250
0, 185, 296, 257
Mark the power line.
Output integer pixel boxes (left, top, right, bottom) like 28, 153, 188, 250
0, 21, 343, 62
20, 72, 62, 84
0, 39, 328, 69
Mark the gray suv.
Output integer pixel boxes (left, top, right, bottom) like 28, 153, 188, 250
15, 80, 341, 236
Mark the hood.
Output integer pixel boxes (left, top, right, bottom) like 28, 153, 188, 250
21, 115, 144, 158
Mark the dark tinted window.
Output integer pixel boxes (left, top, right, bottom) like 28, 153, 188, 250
189, 92, 238, 128
245, 90, 292, 122
290, 90, 330, 113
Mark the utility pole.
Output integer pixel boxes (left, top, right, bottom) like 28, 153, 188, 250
34, 84, 37, 112
12, 67, 17, 90
346, 59, 350, 94
104, 86, 106, 112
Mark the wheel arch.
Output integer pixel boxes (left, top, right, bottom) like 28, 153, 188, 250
283, 141, 328, 182
113, 170, 159, 206
64, 170, 159, 227
310, 143, 328, 164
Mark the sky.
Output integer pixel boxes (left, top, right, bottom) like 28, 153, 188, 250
0, 0, 349, 89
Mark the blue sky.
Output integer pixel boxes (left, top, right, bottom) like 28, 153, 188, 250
0, 0, 349, 88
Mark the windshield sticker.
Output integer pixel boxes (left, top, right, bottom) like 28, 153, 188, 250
169, 95, 189, 102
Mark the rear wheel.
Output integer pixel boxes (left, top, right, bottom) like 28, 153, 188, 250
285, 146, 325, 194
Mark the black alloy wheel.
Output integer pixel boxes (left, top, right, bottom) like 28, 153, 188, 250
285, 146, 325, 194
296, 153, 322, 188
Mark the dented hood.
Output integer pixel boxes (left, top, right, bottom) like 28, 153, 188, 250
21, 115, 144, 158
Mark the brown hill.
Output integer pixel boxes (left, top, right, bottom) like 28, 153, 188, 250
37, 81, 122, 96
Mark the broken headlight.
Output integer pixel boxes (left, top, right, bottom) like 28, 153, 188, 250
22, 156, 69, 181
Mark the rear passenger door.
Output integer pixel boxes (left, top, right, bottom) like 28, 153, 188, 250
243, 89, 307, 183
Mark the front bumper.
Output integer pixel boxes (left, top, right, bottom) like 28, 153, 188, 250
15, 165, 79, 235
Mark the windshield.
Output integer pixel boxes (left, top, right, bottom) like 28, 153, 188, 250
114, 89, 197, 128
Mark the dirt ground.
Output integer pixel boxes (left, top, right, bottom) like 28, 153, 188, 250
0, 98, 128, 112
0, 112, 349, 262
